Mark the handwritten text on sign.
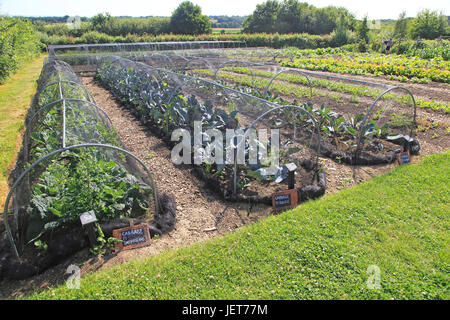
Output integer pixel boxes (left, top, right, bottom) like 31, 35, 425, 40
272, 189, 298, 211
122, 228, 146, 246
275, 194, 291, 207
398, 152, 411, 165
112, 223, 151, 251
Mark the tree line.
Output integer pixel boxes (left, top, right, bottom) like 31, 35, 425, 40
242, 0, 448, 40
242, 0, 356, 35
28, 1, 449, 41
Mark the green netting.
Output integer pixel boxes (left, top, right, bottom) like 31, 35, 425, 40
4, 60, 159, 258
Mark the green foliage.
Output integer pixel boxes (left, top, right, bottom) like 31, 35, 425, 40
23, 65, 153, 243
330, 15, 356, 47
92, 13, 171, 36
26, 150, 152, 242
242, 0, 355, 35
242, 0, 280, 33
91, 13, 113, 30
90, 223, 122, 256
357, 16, 370, 44
97, 60, 240, 164
26, 152, 450, 300
404, 40, 449, 60
170, 1, 212, 35
198, 63, 449, 113
409, 10, 448, 40
393, 11, 409, 40
38, 31, 333, 49
0, 17, 43, 83
283, 47, 450, 83
209, 16, 245, 29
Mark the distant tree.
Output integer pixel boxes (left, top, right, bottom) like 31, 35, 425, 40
313, 7, 335, 35
393, 11, 409, 39
242, 0, 280, 33
277, 0, 302, 33
170, 1, 212, 35
357, 16, 370, 43
330, 14, 354, 46
91, 13, 113, 30
409, 9, 448, 39
209, 15, 246, 28
242, 0, 355, 35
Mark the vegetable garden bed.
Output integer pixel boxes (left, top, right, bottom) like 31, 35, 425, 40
0, 60, 175, 281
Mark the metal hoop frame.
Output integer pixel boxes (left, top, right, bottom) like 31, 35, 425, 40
264, 69, 313, 101
37, 80, 95, 104
28, 98, 113, 126
3, 61, 161, 260
230, 104, 320, 195
3, 143, 160, 260
181, 58, 213, 73
355, 86, 417, 155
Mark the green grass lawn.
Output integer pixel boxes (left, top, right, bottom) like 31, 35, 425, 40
0, 54, 46, 206
27, 151, 449, 300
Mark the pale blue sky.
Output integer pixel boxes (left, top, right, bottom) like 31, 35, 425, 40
0, 0, 448, 20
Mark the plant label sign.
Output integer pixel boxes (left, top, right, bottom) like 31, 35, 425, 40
272, 189, 298, 211
398, 151, 411, 165
112, 223, 151, 252
80, 211, 97, 226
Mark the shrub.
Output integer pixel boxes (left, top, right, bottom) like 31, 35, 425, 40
0, 17, 43, 83
170, 1, 212, 35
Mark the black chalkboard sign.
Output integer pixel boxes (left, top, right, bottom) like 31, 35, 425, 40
121, 228, 146, 246
275, 193, 291, 207
272, 189, 298, 211
112, 223, 151, 251
398, 152, 411, 165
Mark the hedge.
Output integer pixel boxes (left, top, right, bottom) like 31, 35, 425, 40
0, 17, 43, 84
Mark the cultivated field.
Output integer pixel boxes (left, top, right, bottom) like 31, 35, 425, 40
1, 44, 448, 299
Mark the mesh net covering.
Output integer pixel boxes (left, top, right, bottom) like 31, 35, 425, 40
132, 49, 417, 162
49, 47, 417, 147
47, 46, 417, 197
47, 41, 247, 56
97, 55, 322, 199
99, 50, 417, 157
4, 60, 158, 257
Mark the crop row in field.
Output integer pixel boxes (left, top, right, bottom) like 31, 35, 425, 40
102, 56, 417, 174
10, 61, 153, 246
282, 48, 450, 83
193, 67, 449, 114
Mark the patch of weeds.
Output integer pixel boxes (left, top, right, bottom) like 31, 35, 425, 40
341, 177, 353, 187
390, 113, 412, 128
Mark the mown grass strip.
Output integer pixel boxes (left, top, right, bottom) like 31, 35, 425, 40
27, 151, 449, 300
0, 54, 46, 206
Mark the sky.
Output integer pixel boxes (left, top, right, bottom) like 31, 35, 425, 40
0, 0, 449, 20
